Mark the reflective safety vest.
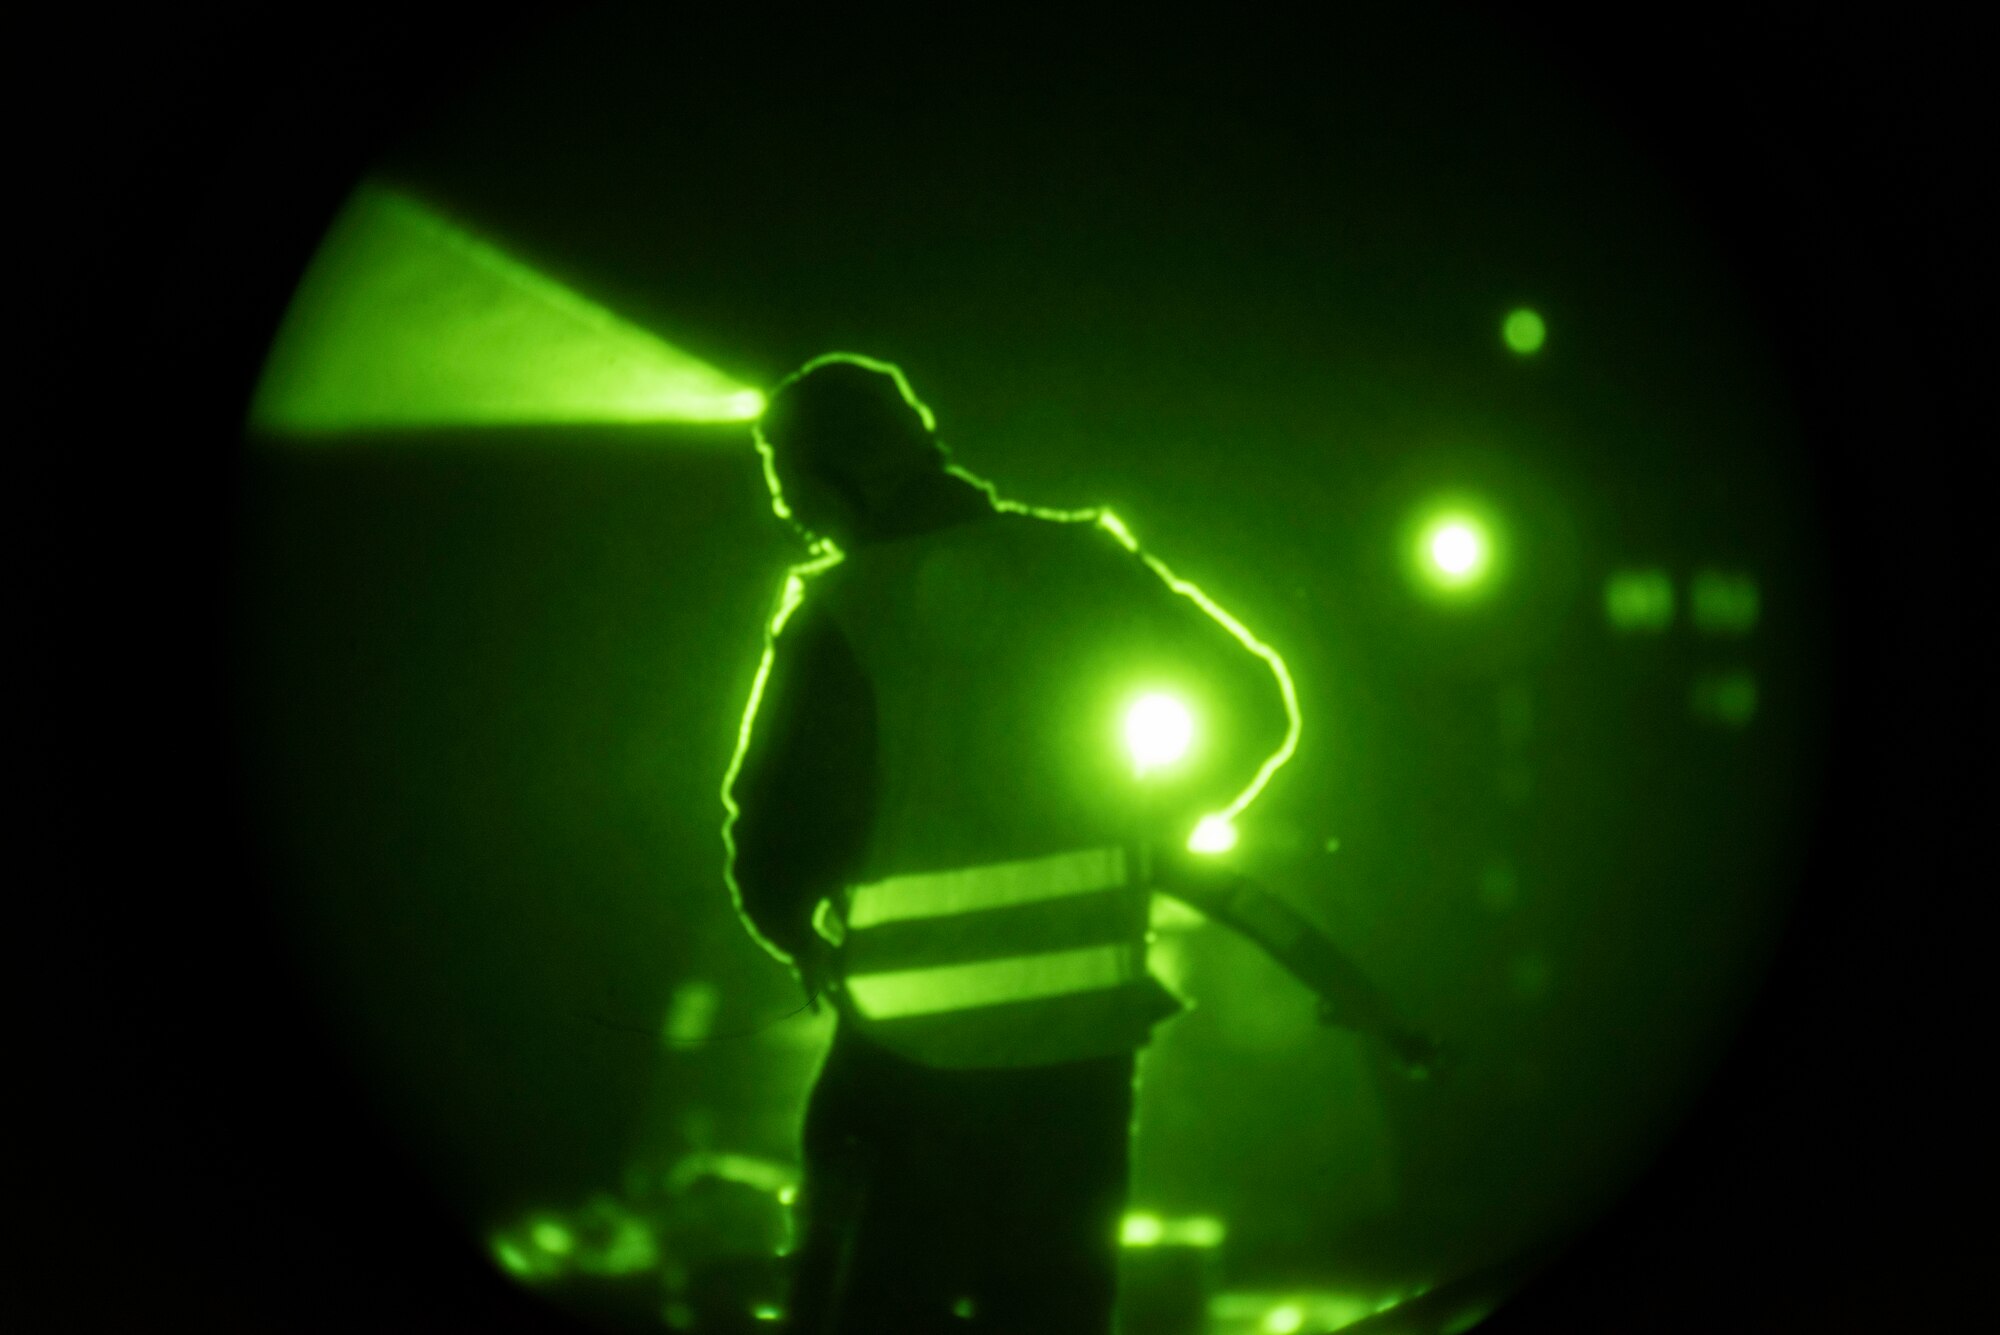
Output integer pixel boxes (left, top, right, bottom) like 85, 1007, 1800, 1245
829, 845, 1182, 1068
809, 510, 1223, 1069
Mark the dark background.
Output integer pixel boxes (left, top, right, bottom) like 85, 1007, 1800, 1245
32, 2, 1982, 1331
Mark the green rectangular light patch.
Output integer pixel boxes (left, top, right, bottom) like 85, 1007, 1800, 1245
846, 943, 1138, 1018
847, 847, 1128, 928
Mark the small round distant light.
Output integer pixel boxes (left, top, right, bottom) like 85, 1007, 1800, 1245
1415, 511, 1495, 592
1503, 307, 1547, 354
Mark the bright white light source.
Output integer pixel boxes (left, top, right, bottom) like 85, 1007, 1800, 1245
1430, 522, 1482, 576
1124, 693, 1194, 776
1414, 510, 1495, 593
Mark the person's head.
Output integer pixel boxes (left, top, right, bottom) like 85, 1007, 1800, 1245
754, 354, 948, 547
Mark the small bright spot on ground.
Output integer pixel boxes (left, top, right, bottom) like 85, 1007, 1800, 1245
1188, 816, 1238, 854
1503, 307, 1547, 354
1125, 693, 1194, 775
1121, 1212, 1166, 1245
753, 1304, 783, 1321
1263, 1304, 1307, 1334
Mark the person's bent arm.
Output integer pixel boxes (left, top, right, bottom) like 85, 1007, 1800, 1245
726, 600, 876, 999
1150, 847, 1443, 1074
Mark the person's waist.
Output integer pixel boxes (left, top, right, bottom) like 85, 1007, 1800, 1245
842, 844, 1142, 928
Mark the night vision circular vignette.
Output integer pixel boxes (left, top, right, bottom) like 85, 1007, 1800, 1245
236, 5, 1826, 1332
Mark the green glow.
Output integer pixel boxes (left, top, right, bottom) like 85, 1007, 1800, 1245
1188, 815, 1239, 855
1264, 1304, 1306, 1334
1213, 1289, 1419, 1334
492, 1239, 532, 1277
1441, 1302, 1497, 1334
1125, 691, 1196, 777
1690, 568, 1760, 634
530, 1219, 573, 1255
726, 354, 1303, 966
1121, 1211, 1227, 1248
662, 979, 719, 1045
1172, 1216, 1227, 1247
1690, 670, 1759, 727
849, 945, 1134, 1018
1149, 896, 1209, 930
1605, 568, 1675, 632
1121, 1212, 1166, 1246
1503, 307, 1547, 354
953, 1297, 976, 1319
574, 1198, 660, 1277
666, 1152, 796, 1196
849, 849, 1128, 928
753, 1304, 783, 1321
248, 181, 763, 436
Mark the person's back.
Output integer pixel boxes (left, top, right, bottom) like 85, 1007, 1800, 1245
808, 505, 1283, 1070
816, 506, 1272, 877
729, 354, 1313, 1335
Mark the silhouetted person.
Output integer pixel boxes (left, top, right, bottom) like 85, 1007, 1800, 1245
726, 354, 1437, 1335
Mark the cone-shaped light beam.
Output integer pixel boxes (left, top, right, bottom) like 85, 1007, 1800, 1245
247, 182, 764, 437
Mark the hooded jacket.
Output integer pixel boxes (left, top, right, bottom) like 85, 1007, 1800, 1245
732, 497, 1285, 1068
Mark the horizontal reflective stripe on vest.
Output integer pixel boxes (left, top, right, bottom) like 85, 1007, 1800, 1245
846, 846, 1130, 928
845, 942, 1141, 1019
840, 882, 1144, 976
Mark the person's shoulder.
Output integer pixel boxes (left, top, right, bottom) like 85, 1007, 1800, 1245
985, 506, 1123, 549
772, 562, 847, 637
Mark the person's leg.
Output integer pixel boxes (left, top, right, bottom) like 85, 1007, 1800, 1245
786, 1025, 975, 1335
784, 1027, 869, 1335
967, 1053, 1136, 1335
